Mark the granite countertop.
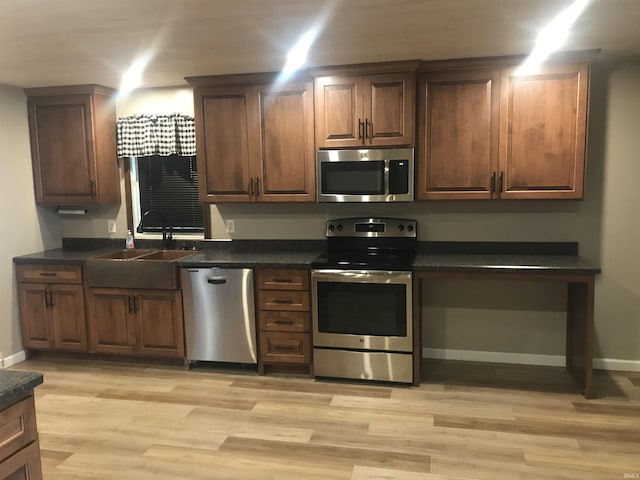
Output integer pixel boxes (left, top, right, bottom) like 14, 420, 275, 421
0, 370, 43, 410
12, 247, 116, 264
413, 253, 601, 275
177, 249, 323, 268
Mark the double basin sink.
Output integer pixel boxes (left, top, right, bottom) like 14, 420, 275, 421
84, 249, 195, 290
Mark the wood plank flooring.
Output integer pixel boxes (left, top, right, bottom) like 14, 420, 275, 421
9, 358, 640, 479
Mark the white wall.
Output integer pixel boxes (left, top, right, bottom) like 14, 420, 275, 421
0, 85, 62, 362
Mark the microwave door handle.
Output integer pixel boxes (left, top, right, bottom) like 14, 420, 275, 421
384, 159, 390, 196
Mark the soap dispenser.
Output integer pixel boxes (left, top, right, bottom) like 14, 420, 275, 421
125, 230, 135, 249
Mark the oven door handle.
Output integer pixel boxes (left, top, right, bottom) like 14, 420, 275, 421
311, 269, 412, 284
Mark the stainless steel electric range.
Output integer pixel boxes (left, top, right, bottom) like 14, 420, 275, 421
310, 217, 417, 384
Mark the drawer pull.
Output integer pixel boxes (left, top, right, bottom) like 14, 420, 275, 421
272, 278, 293, 283
272, 299, 294, 304
39, 272, 58, 276
273, 320, 294, 325
273, 345, 297, 352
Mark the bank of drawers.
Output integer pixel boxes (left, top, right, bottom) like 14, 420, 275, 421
257, 269, 311, 368
0, 396, 42, 479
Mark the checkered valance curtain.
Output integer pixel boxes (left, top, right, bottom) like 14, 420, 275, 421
116, 114, 196, 158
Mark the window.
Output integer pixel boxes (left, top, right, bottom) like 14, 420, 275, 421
130, 155, 204, 235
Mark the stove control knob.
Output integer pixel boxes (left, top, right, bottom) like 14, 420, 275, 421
328, 224, 335, 232
398, 224, 405, 231
337, 224, 343, 232
407, 224, 415, 233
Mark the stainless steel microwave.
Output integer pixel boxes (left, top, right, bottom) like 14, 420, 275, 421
316, 148, 414, 202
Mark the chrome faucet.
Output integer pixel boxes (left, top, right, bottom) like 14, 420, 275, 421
136, 210, 175, 250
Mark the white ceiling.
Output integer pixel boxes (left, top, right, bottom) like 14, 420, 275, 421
1, 0, 639, 89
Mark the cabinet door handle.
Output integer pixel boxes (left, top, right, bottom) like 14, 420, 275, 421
498, 171, 504, 193
255, 177, 260, 196
490, 172, 496, 194
39, 272, 57, 277
273, 320, 294, 325
44, 290, 50, 308
272, 299, 294, 305
49, 291, 55, 308
358, 119, 364, 140
272, 278, 292, 283
273, 344, 297, 352
90, 180, 96, 197
133, 297, 138, 314
365, 118, 372, 140
127, 296, 133, 313
249, 177, 254, 197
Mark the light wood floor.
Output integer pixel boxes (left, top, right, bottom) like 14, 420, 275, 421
10, 358, 640, 480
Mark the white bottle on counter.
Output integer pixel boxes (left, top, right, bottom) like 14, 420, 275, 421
125, 230, 135, 249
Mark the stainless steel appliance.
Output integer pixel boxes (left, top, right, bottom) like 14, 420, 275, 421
316, 148, 414, 202
181, 267, 257, 365
311, 217, 416, 383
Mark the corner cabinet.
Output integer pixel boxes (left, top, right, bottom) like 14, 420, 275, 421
24, 85, 121, 205
312, 61, 418, 148
16, 264, 87, 353
187, 74, 315, 203
417, 61, 589, 200
86, 288, 184, 358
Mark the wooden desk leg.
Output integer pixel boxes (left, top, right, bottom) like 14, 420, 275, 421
412, 275, 422, 386
566, 278, 594, 398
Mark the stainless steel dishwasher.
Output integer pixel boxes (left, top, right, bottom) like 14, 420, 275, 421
181, 267, 257, 365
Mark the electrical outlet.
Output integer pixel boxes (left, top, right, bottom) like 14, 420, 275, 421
107, 219, 117, 234
225, 219, 235, 234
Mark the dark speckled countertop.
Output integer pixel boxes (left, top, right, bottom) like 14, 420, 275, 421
412, 253, 600, 275
0, 370, 43, 410
13, 239, 600, 274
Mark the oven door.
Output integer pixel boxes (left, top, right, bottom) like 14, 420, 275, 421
311, 269, 412, 352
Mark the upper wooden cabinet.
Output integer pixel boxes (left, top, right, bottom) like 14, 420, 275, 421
312, 61, 418, 148
417, 60, 589, 200
187, 74, 315, 203
24, 85, 121, 205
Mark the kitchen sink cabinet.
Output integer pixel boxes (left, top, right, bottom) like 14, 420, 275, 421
256, 269, 312, 374
0, 396, 42, 480
312, 61, 418, 148
187, 74, 315, 203
417, 60, 589, 200
15, 264, 87, 353
24, 85, 120, 205
86, 288, 184, 358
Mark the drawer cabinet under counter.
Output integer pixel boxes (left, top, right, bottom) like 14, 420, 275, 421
256, 269, 312, 374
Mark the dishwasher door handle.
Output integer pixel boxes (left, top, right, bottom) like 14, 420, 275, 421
207, 276, 228, 285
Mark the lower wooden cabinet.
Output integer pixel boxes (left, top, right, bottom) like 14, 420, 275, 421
16, 264, 87, 353
86, 288, 184, 358
256, 269, 312, 374
0, 396, 42, 480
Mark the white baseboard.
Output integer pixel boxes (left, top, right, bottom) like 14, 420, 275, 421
422, 348, 640, 372
1, 351, 27, 368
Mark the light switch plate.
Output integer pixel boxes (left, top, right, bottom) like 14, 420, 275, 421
107, 219, 117, 233
225, 219, 235, 234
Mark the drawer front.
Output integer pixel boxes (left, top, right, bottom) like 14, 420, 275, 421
260, 332, 310, 364
16, 264, 82, 284
257, 269, 308, 291
259, 311, 309, 332
258, 290, 309, 311
0, 396, 38, 464
0, 439, 42, 480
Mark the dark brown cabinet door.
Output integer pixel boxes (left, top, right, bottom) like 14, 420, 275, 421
25, 86, 120, 205
136, 290, 184, 358
17, 284, 51, 350
364, 72, 415, 147
314, 75, 362, 148
254, 82, 315, 201
417, 69, 500, 200
498, 63, 589, 199
193, 86, 253, 202
49, 284, 87, 351
87, 288, 137, 355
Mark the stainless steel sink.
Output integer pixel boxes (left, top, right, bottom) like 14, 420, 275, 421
85, 249, 195, 289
